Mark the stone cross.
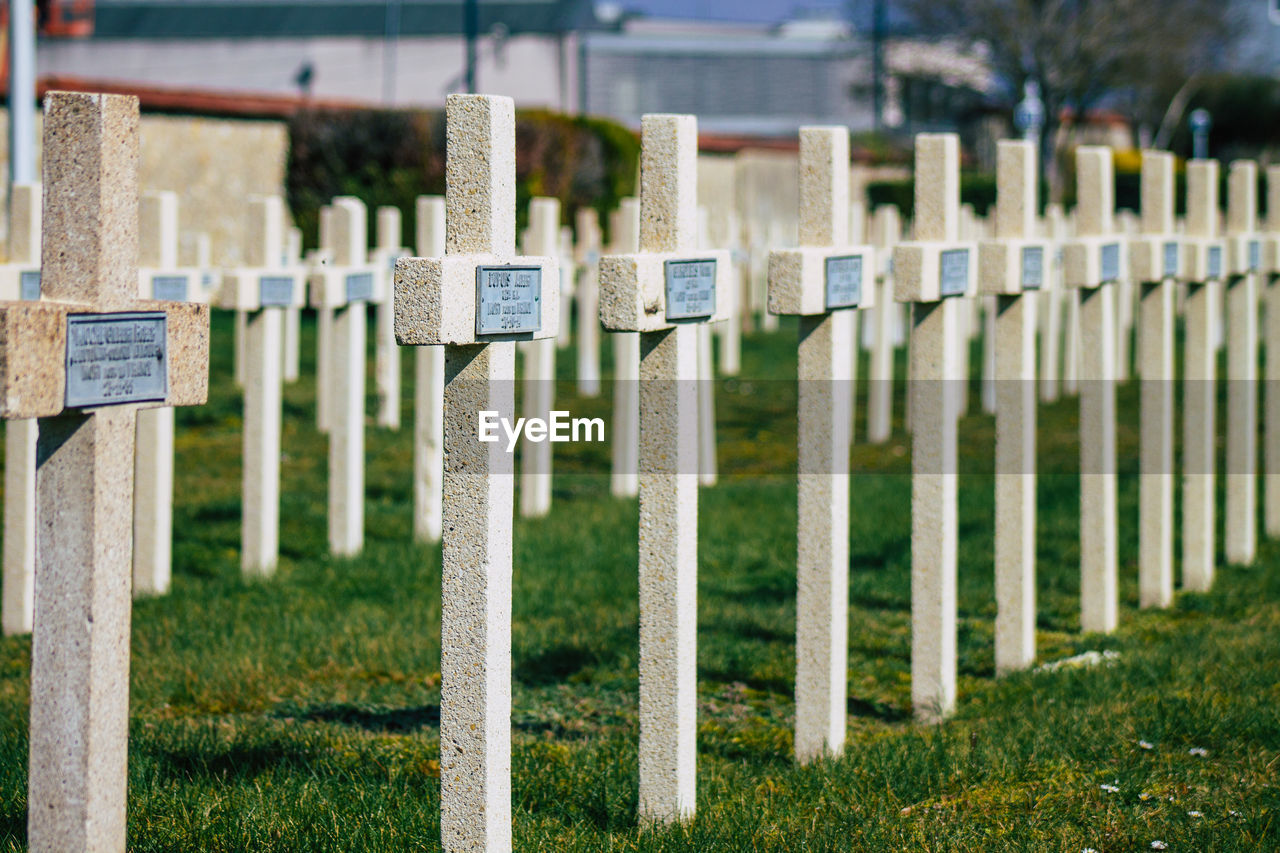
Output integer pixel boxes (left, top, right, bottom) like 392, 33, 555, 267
283, 225, 304, 383
1, 182, 41, 636
696, 206, 718, 487
1181, 159, 1226, 592
1038, 203, 1067, 402
575, 207, 603, 396
394, 94, 558, 853
1265, 166, 1280, 538
1130, 151, 1181, 610
978, 139, 1048, 672
867, 203, 902, 444
766, 125, 876, 761
519, 197, 560, 518
412, 194, 445, 543
313, 203, 335, 433
134, 190, 211, 596
893, 133, 976, 722
374, 205, 409, 430
0, 91, 209, 852
309, 196, 381, 555
1063, 146, 1122, 633
1223, 160, 1261, 567
609, 197, 641, 498
556, 220, 576, 350
599, 113, 731, 823
218, 194, 307, 575
1114, 209, 1139, 382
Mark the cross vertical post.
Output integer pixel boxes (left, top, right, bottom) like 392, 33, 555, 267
867, 203, 901, 443
519, 197, 559, 518
609, 197, 641, 498
1224, 160, 1261, 566
576, 207, 603, 396
1265, 167, 1280, 538
412, 194, 445, 543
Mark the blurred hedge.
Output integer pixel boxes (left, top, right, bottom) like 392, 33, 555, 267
286, 107, 639, 250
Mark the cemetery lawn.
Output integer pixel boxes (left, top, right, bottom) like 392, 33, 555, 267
1, 310, 1278, 851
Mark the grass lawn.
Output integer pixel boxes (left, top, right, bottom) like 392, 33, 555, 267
0, 309, 1277, 851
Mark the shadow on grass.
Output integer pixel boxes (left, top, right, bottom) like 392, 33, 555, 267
847, 694, 909, 722
283, 703, 441, 733
516, 644, 602, 686
146, 739, 322, 782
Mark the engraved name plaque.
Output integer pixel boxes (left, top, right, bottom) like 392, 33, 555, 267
1020, 246, 1044, 289
1101, 243, 1121, 283
151, 274, 189, 302
19, 270, 40, 301
664, 258, 717, 320
259, 275, 295, 307
65, 312, 168, 408
824, 255, 863, 310
1163, 241, 1179, 278
1208, 246, 1223, 280
475, 265, 542, 335
939, 248, 969, 297
345, 271, 376, 303
1250, 240, 1262, 273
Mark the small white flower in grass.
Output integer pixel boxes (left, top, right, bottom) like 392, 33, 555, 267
1083, 848, 1099, 853
1189, 747, 1208, 757
1229, 809, 1241, 817
1139, 792, 1151, 801
1100, 783, 1120, 794
1139, 740, 1155, 750
1151, 842, 1168, 851
1188, 810, 1203, 818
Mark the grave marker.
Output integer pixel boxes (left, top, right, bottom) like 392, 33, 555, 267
867, 204, 902, 443
413, 195, 445, 543
394, 94, 558, 852
1265, 166, 1280, 538
1181, 159, 1225, 591
0, 182, 40, 635
519, 197, 560, 518
767, 126, 876, 760
894, 133, 977, 721
1039, 204, 1067, 402
979, 139, 1048, 672
576, 208, 603, 396
309, 196, 382, 555
599, 113, 731, 822
374, 205, 409, 429
313, 204, 335, 433
284, 225, 303, 382
1063, 146, 1123, 633
1130, 151, 1181, 610
609, 197, 641, 498
1224, 160, 1260, 567
218, 195, 307, 574
0, 91, 209, 852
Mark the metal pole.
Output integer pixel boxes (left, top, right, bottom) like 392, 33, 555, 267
9, 0, 36, 187
465, 0, 479, 94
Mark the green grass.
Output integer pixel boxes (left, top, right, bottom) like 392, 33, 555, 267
0, 309, 1277, 850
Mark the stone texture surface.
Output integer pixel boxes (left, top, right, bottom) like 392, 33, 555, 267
328, 197, 368, 557
413, 195, 446, 544
1266, 166, 1280, 539
375, 205, 404, 430
867, 204, 902, 444
519, 197, 559, 519
1224, 160, 1259, 567
576, 208, 602, 396
610, 198, 641, 498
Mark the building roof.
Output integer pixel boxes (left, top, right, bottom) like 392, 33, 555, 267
86, 0, 597, 39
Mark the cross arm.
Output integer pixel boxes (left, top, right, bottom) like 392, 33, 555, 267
139, 267, 213, 304
0, 263, 41, 302
767, 244, 877, 315
1181, 234, 1228, 284
598, 249, 732, 332
1063, 235, 1128, 289
0, 298, 209, 419
892, 240, 978, 302
309, 261, 387, 309
217, 265, 309, 311
1225, 233, 1262, 278
979, 237, 1053, 295
394, 252, 560, 346
1129, 233, 1185, 283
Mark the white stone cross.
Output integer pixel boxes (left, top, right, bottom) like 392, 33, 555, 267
0, 91, 209, 852
1038, 203, 1068, 402
282, 224, 304, 383
519, 196, 560, 518
394, 94, 558, 853
133, 190, 212, 596
1265, 166, 1280, 538
867, 203, 902, 444
1062, 146, 1123, 634
1130, 151, 1181, 610
373, 205, 408, 429
893, 133, 977, 722
1223, 160, 1261, 567
978, 139, 1048, 672
609, 197, 641, 498
767, 125, 876, 761
1181, 158, 1226, 593
412, 194, 445, 543
309, 195, 382, 555
599, 113, 731, 823
312, 203, 335, 433
575, 206, 603, 396
0, 182, 41, 636
217, 194, 307, 575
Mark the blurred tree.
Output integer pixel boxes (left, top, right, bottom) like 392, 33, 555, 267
897, 0, 1238, 198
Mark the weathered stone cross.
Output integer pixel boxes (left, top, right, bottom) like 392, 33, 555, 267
394, 93, 558, 853
1063, 146, 1122, 633
767, 125, 876, 761
979, 139, 1049, 672
893, 133, 977, 722
373, 204, 409, 430
218, 194, 307, 575
1265, 167, 1280, 538
1130, 151, 1181, 610
608, 196, 641, 499
412, 194, 445, 544
519, 196, 560, 518
0, 91, 209, 852
599, 113, 731, 823
575, 206, 603, 397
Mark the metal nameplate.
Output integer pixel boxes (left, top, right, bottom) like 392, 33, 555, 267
19, 270, 40, 301
1020, 247, 1044, 289
664, 258, 717, 320
939, 249, 969, 297
65, 312, 168, 408
824, 254, 863, 310
259, 275, 295, 307
151, 274, 190, 302
1163, 241, 1179, 278
1101, 243, 1121, 283
475, 265, 542, 335
201, 272, 216, 292
1208, 246, 1223, 279
1250, 240, 1262, 273
345, 271, 376, 302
